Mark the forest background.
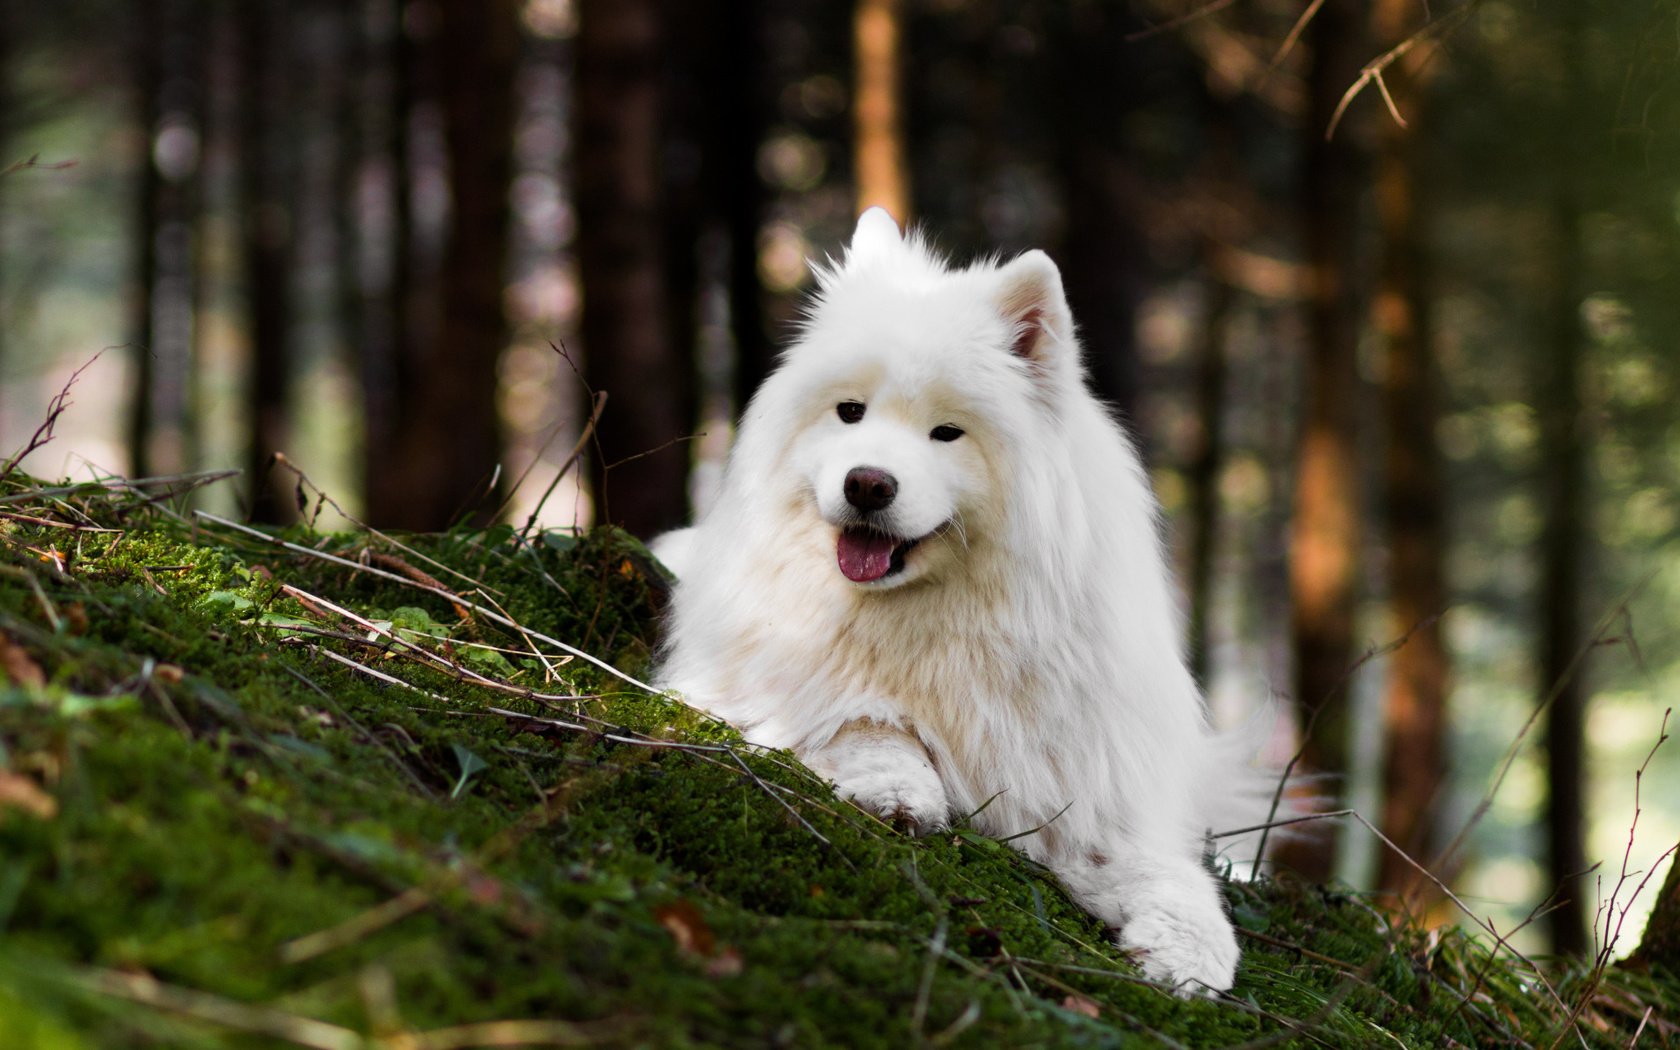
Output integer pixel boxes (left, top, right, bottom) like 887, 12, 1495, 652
0, 0, 1677, 961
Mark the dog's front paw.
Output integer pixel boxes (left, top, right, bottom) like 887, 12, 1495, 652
835, 759, 949, 835
1119, 894, 1239, 997
803, 719, 951, 835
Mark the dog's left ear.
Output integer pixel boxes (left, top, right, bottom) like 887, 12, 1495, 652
848, 207, 903, 265
994, 250, 1073, 368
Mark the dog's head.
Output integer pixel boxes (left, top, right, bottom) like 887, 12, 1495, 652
762, 209, 1081, 591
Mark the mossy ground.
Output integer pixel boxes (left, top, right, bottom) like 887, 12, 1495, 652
0, 472, 1674, 1048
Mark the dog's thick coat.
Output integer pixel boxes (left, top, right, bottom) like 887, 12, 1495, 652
654, 210, 1267, 994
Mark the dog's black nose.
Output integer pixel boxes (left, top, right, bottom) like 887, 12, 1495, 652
844, 467, 897, 511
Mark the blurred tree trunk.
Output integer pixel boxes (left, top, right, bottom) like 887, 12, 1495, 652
128, 0, 164, 479
1278, 0, 1367, 882
1184, 96, 1241, 684
359, 0, 417, 525
1538, 9, 1590, 957
238, 0, 296, 522
0, 0, 12, 413
853, 0, 908, 219
1185, 262, 1232, 684
1049, 5, 1148, 426
380, 0, 518, 529
717, 0, 773, 414
576, 0, 695, 536
1372, 0, 1449, 907
1628, 849, 1680, 971
332, 2, 366, 466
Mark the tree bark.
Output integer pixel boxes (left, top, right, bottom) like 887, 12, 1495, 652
575, 0, 696, 537
1278, 0, 1368, 882
1628, 847, 1680, 971
1372, 0, 1449, 907
853, 0, 908, 220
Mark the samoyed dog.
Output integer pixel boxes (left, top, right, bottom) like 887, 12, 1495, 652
653, 209, 1274, 995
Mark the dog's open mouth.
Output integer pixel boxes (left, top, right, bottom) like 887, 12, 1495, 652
836, 527, 923, 583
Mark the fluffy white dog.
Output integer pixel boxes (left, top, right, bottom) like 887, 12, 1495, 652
653, 209, 1274, 995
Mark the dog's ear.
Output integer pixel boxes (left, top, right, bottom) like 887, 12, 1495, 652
994, 250, 1073, 367
847, 207, 903, 264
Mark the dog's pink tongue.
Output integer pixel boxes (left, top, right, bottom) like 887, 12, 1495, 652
837, 529, 895, 582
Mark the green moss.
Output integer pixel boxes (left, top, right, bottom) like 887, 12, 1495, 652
0, 472, 1675, 1048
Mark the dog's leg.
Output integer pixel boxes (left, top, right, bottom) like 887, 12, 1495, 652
803, 718, 950, 835
1056, 842, 1239, 997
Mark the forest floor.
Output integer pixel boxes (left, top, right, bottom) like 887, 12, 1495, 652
1, 466, 1676, 1049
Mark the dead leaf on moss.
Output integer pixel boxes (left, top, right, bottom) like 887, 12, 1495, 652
0, 771, 57, 819
1, 637, 45, 687
1061, 995, 1100, 1019
655, 900, 715, 958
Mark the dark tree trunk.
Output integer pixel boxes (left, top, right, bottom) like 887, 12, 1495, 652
1538, 15, 1590, 954
0, 0, 12, 416
716, 0, 773, 414
1049, 5, 1148, 427
238, 0, 296, 523
1278, 0, 1368, 882
128, 0, 164, 478
359, 0, 418, 525
575, 0, 695, 537
389, 0, 518, 529
1372, 0, 1449, 906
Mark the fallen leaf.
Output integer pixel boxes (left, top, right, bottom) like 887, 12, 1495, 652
0, 771, 57, 819
1062, 995, 1100, 1020
0, 638, 45, 687
654, 900, 715, 958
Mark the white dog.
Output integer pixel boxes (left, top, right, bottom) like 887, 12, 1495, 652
653, 209, 1275, 995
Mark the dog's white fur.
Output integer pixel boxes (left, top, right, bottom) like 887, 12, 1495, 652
653, 210, 1274, 995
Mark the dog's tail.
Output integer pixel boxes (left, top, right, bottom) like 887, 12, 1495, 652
1198, 702, 1328, 878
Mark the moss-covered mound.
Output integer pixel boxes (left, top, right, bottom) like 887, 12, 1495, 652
0, 471, 1674, 1048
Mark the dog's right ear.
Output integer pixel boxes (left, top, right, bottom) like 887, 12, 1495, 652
847, 207, 903, 265
994, 250, 1073, 370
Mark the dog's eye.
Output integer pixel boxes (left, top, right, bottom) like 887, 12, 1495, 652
837, 401, 866, 424
930, 424, 964, 442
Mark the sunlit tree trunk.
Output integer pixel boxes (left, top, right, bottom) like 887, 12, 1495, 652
853, 0, 908, 220
576, 0, 695, 536
1372, 0, 1449, 907
1279, 0, 1367, 882
1538, 9, 1590, 956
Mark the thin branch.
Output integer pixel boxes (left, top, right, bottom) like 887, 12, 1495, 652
1126, 0, 1243, 42
0, 350, 107, 486
194, 511, 663, 695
